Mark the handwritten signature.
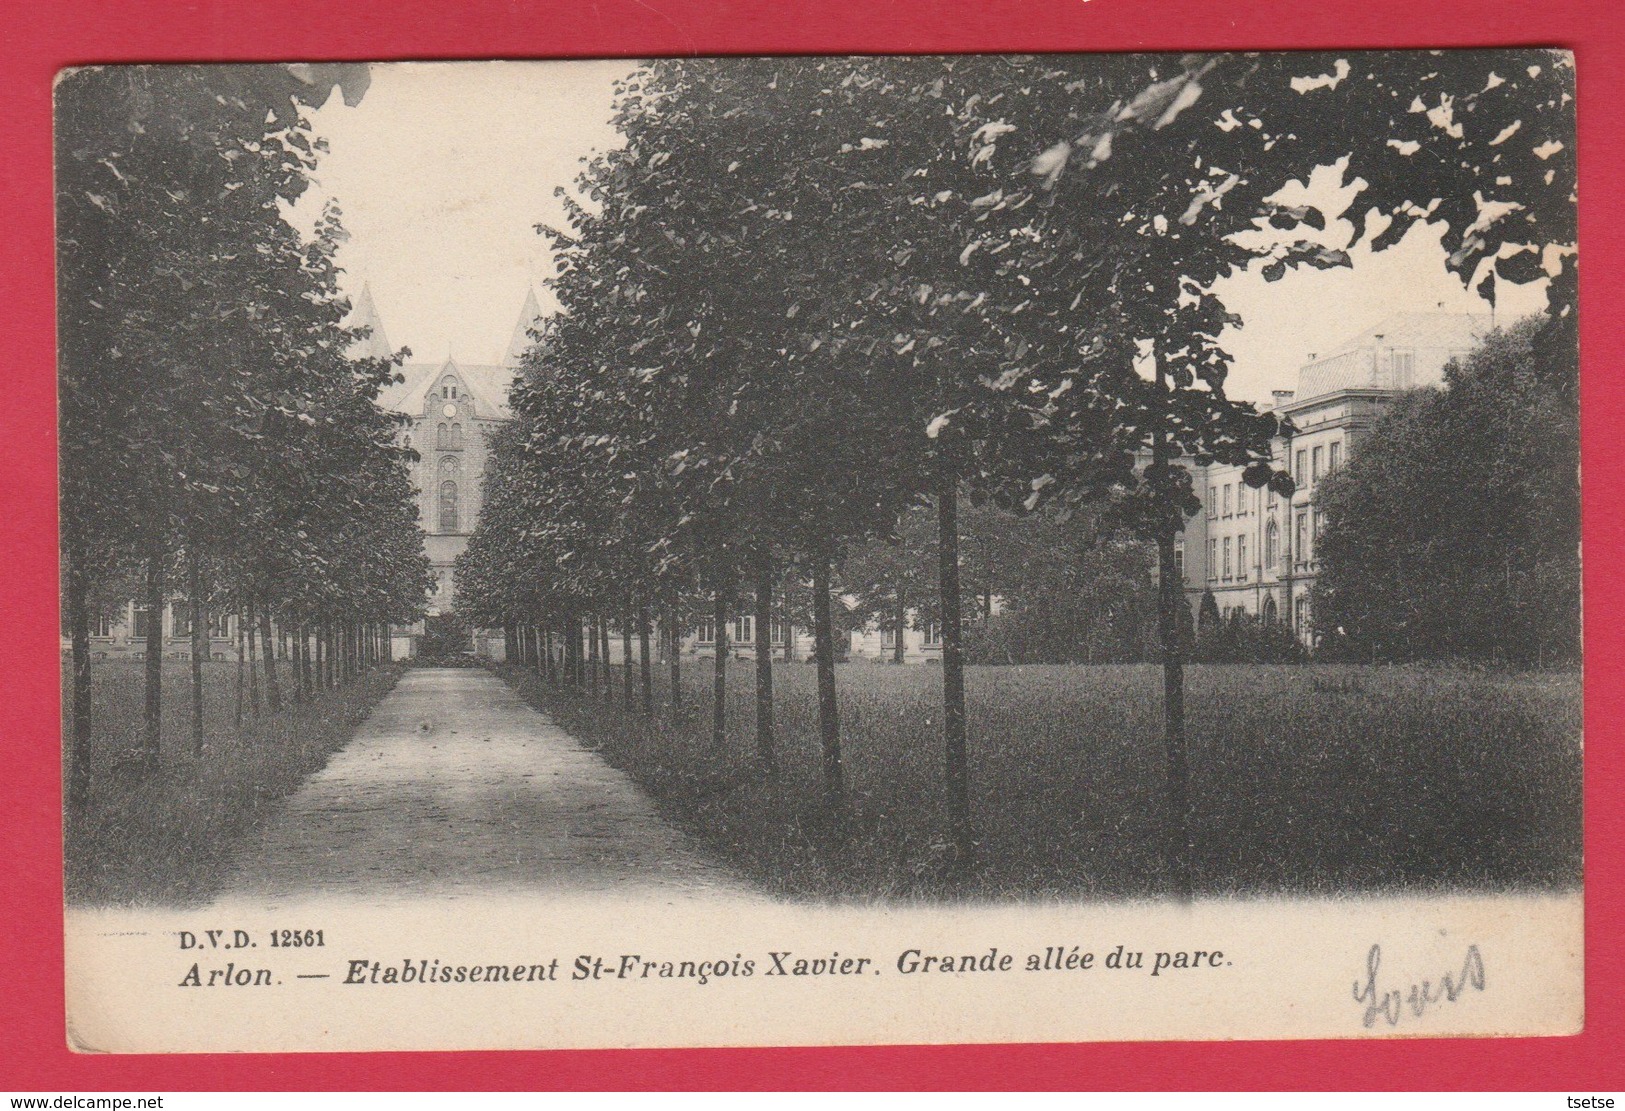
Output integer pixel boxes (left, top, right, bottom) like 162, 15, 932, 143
1353, 943, 1485, 1028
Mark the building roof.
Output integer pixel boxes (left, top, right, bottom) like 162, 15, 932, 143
378, 358, 516, 420
356, 285, 544, 421
1293, 312, 1488, 403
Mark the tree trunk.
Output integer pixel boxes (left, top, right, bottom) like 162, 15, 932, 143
1153, 352, 1194, 904
639, 605, 653, 715
753, 546, 776, 774
234, 604, 245, 728
622, 613, 634, 709
599, 616, 612, 704
893, 581, 907, 665
188, 545, 206, 755
811, 554, 844, 805
290, 623, 304, 705
667, 606, 682, 715
142, 546, 164, 768
247, 595, 260, 715
1157, 524, 1192, 903
783, 574, 796, 661
587, 613, 600, 697
259, 601, 281, 712
937, 482, 971, 867
65, 535, 93, 811
712, 587, 728, 747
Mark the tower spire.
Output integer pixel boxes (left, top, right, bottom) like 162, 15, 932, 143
503, 286, 545, 368
345, 281, 393, 361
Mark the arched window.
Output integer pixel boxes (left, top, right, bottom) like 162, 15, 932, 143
451, 423, 464, 449
436, 423, 448, 450
439, 480, 459, 533
1262, 595, 1279, 625
1264, 519, 1280, 570
440, 455, 460, 477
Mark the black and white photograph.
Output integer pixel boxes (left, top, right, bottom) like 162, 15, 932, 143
57, 53, 1581, 1052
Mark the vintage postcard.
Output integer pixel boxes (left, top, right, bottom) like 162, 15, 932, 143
58, 53, 1580, 1053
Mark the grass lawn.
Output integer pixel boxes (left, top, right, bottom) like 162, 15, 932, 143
64, 659, 403, 906
502, 660, 1582, 901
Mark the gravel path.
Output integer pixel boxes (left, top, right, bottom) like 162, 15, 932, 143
219, 667, 753, 906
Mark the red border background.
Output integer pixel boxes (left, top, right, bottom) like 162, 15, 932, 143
2, 0, 1621, 1091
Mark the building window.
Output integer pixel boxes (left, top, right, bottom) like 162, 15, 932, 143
770, 618, 790, 646
921, 621, 942, 647
1295, 449, 1307, 487
91, 613, 114, 638
1208, 539, 1218, 581
210, 611, 231, 638
440, 455, 461, 477
1222, 484, 1232, 517
1173, 538, 1185, 582
437, 423, 449, 449
1222, 537, 1233, 580
1296, 511, 1309, 566
449, 424, 464, 450
1262, 595, 1278, 624
1295, 594, 1310, 632
1236, 486, 1247, 517
172, 603, 191, 638
1329, 441, 1341, 473
1237, 534, 1248, 582
133, 605, 155, 639
733, 615, 754, 644
439, 480, 460, 533
1311, 446, 1323, 481
1207, 486, 1216, 519
696, 617, 715, 645
1264, 519, 1279, 570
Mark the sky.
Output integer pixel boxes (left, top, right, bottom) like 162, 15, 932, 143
297, 61, 634, 368
297, 60, 1548, 400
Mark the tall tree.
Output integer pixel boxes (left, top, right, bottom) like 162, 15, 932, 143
1312, 317, 1577, 665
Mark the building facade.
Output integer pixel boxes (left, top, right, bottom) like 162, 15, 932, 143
1177, 312, 1487, 641
360, 286, 541, 658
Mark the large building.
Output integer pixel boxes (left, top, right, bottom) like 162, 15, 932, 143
1177, 312, 1488, 641
352, 285, 542, 657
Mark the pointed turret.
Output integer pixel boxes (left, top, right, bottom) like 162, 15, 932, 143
345, 282, 393, 361
503, 287, 545, 368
